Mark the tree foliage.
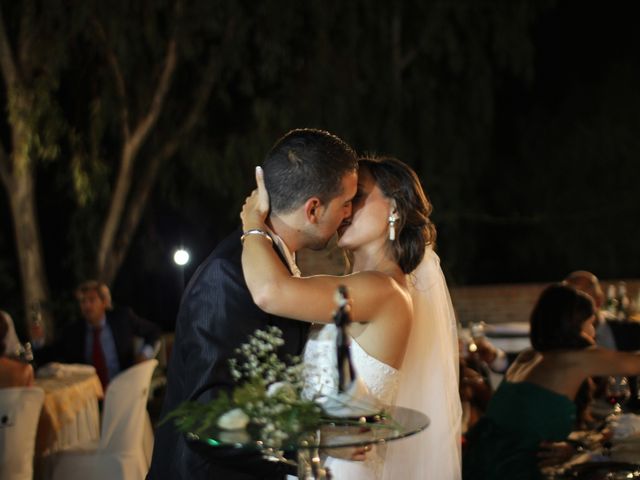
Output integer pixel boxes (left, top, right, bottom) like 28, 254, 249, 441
2, 0, 639, 333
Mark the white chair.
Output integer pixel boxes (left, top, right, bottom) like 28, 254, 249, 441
0, 387, 45, 480
51, 359, 158, 480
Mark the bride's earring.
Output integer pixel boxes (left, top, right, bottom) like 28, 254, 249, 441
388, 213, 399, 241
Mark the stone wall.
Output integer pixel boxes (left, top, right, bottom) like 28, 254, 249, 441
450, 279, 640, 326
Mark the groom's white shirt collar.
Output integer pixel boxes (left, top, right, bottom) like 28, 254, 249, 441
267, 229, 301, 278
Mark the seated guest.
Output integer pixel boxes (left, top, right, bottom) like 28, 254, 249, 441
476, 336, 509, 374
464, 334, 509, 383
462, 284, 640, 479
505, 298, 597, 430
32, 280, 160, 388
564, 270, 640, 409
459, 355, 492, 434
0, 312, 34, 387
459, 333, 507, 433
564, 270, 640, 351
0, 309, 23, 359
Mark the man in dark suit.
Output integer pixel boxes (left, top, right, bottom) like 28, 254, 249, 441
147, 129, 358, 480
32, 280, 161, 387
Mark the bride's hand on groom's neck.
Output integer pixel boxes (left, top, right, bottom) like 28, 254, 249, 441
254, 166, 270, 216
240, 166, 270, 230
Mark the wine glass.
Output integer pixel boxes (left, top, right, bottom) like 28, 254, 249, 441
605, 376, 631, 415
467, 321, 486, 355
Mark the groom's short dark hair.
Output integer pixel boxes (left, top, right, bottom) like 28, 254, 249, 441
263, 129, 358, 214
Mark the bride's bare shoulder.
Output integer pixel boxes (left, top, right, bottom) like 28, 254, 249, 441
345, 270, 409, 298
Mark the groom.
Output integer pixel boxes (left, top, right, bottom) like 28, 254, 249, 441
147, 129, 358, 480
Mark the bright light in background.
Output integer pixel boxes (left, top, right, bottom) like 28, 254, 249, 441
173, 248, 190, 266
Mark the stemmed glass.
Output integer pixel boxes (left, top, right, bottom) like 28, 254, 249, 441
460, 321, 486, 356
605, 376, 631, 416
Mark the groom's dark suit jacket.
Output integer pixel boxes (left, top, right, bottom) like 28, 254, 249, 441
147, 229, 309, 480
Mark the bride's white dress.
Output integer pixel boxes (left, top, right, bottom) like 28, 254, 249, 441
301, 247, 462, 480
303, 326, 401, 479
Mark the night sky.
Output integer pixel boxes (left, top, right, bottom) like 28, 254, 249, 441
1, 1, 639, 333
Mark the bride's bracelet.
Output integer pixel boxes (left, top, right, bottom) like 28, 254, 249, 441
241, 229, 273, 245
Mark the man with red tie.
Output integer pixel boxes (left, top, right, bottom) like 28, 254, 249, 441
32, 280, 160, 387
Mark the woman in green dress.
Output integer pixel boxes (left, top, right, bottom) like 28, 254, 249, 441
462, 283, 640, 479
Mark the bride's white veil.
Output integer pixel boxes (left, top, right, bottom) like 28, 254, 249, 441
382, 246, 462, 480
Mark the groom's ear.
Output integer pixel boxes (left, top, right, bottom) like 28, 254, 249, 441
304, 197, 323, 224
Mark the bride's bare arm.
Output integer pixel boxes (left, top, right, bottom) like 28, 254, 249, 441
240, 168, 410, 325
245, 242, 406, 324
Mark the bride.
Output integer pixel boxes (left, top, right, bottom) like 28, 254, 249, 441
241, 156, 461, 479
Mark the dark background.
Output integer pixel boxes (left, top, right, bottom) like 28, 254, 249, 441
1, 0, 639, 334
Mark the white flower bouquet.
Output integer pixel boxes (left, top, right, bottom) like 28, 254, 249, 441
162, 326, 323, 448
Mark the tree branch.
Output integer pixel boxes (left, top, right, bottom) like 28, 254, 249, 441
391, 7, 418, 75
96, 36, 177, 280
152, 16, 237, 164
17, 0, 35, 82
0, 4, 21, 88
105, 20, 237, 283
128, 38, 177, 159
161, 49, 220, 158
0, 143, 10, 189
91, 16, 131, 140
101, 155, 160, 284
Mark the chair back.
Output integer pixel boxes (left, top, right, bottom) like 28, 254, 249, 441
99, 359, 157, 453
0, 387, 45, 480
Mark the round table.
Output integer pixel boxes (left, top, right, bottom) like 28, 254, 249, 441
35, 369, 104, 456
185, 405, 429, 479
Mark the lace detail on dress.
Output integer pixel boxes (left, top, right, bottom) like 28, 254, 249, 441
302, 325, 402, 480
302, 325, 339, 401
350, 340, 400, 405
302, 325, 401, 405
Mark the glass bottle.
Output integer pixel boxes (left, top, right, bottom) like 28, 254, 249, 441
605, 284, 618, 318
633, 288, 640, 316
616, 282, 630, 321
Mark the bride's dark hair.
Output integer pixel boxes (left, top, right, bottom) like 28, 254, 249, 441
359, 156, 436, 273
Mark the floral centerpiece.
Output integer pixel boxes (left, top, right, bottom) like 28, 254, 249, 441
162, 326, 323, 448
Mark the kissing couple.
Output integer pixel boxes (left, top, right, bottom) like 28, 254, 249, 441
148, 129, 461, 480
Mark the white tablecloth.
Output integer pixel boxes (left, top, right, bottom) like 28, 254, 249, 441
485, 321, 531, 354
35, 366, 104, 456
